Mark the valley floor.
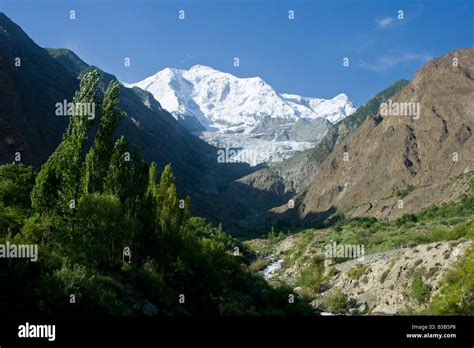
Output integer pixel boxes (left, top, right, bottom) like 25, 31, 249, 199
245, 176, 474, 315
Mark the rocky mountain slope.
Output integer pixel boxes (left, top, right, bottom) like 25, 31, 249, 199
0, 13, 76, 164
235, 80, 410, 200
126, 65, 356, 164
273, 48, 474, 222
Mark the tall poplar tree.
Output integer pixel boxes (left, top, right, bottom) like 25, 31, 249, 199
83, 80, 122, 194
31, 70, 100, 215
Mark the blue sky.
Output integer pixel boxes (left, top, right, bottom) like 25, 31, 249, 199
1, 0, 473, 105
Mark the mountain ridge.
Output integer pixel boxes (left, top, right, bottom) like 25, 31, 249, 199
0, 13, 258, 225
273, 48, 474, 223
126, 64, 356, 131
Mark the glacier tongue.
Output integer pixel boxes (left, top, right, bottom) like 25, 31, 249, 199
126, 65, 356, 165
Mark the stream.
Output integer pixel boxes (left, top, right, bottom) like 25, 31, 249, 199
261, 255, 337, 316
262, 255, 283, 280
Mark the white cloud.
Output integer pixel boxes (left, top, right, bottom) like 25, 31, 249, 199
359, 53, 433, 72
376, 16, 394, 28
376, 5, 424, 29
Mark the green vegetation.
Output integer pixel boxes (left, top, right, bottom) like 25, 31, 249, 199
0, 163, 35, 235
409, 268, 431, 304
347, 264, 368, 280
46, 48, 90, 77
248, 173, 473, 315
319, 181, 474, 255
396, 184, 415, 199
282, 229, 318, 267
426, 245, 474, 315
249, 258, 271, 273
341, 79, 410, 130
325, 289, 349, 314
0, 71, 314, 316
296, 257, 326, 293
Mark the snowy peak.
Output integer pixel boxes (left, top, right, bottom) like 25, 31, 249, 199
126, 65, 356, 164
188, 64, 218, 74
127, 65, 355, 132
279, 92, 355, 124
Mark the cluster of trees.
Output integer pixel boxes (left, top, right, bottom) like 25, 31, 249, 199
0, 70, 313, 316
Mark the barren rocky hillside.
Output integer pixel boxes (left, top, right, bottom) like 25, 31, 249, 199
273, 48, 474, 222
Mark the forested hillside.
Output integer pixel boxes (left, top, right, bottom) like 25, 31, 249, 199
0, 71, 314, 316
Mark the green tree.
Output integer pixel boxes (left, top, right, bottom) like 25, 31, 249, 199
103, 136, 129, 201
217, 222, 224, 235
0, 163, 35, 236
125, 147, 150, 264
83, 80, 122, 193
72, 194, 124, 267
0, 163, 35, 209
31, 70, 100, 215
157, 164, 180, 232
154, 164, 191, 267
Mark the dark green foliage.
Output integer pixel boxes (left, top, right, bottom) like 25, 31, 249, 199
71, 194, 124, 267
36, 261, 129, 315
18, 214, 55, 244
0, 164, 35, 236
396, 213, 417, 227
46, 48, 90, 77
0, 163, 35, 209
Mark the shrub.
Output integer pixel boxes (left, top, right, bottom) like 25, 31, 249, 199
397, 185, 415, 199
396, 213, 417, 227
218, 290, 258, 315
347, 264, 368, 280
297, 257, 325, 292
410, 268, 431, 304
37, 261, 127, 315
327, 267, 339, 277
249, 258, 271, 273
325, 289, 348, 314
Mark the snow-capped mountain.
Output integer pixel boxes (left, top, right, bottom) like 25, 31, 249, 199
280, 93, 356, 124
125, 65, 356, 165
